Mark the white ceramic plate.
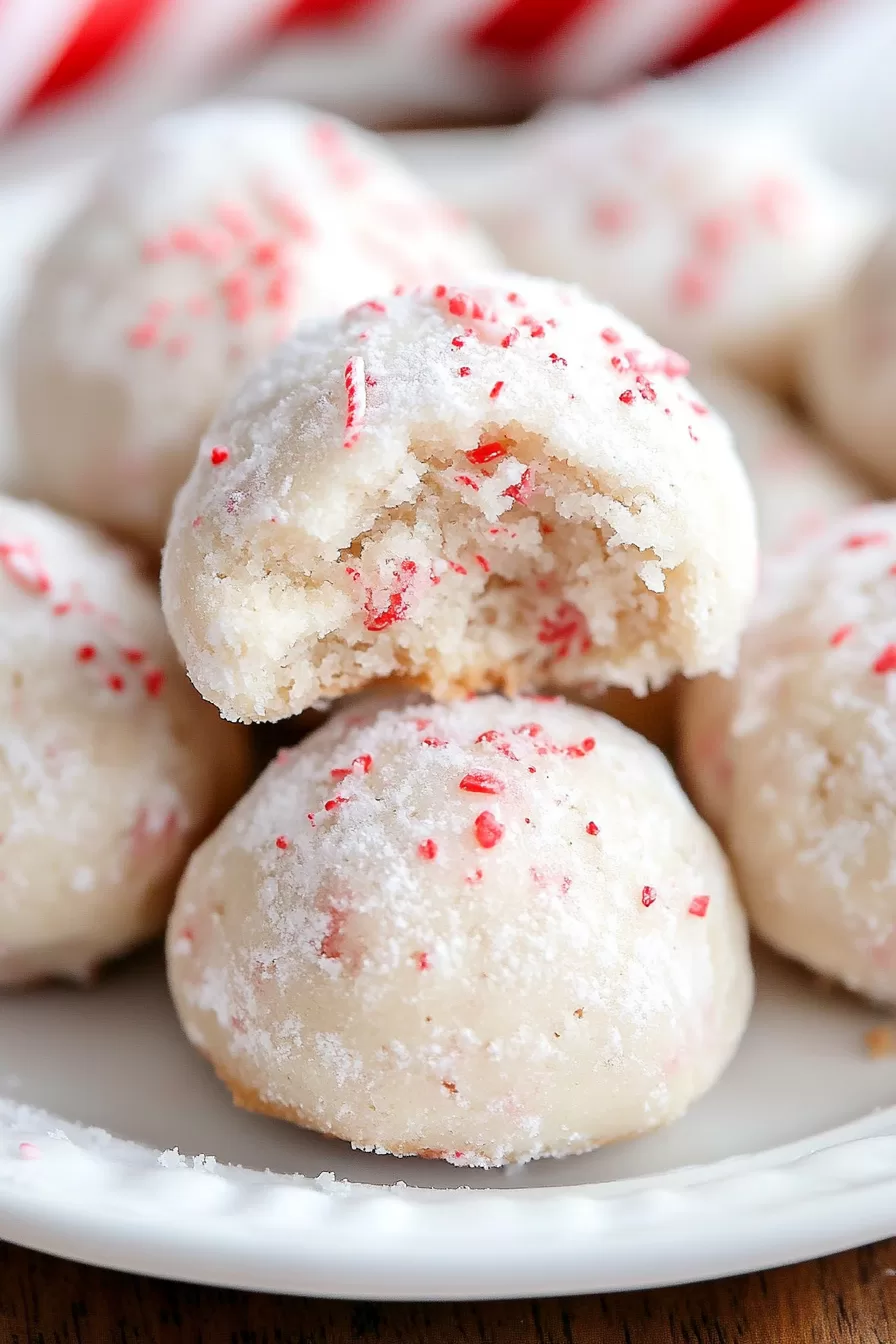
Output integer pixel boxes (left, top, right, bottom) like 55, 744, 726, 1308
1, 137, 896, 1303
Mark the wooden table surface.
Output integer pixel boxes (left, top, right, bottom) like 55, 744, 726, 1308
2, 1238, 895, 1343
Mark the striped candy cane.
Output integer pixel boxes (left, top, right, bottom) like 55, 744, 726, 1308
0, 0, 813, 133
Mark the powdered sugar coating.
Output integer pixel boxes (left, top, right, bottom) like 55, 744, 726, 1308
490, 94, 880, 384
726, 504, 896, 1002
677, 375, 870, 833
14, 100, 499, 549
798, 222, 896, 490
167, 694, 752, 1166
0, 495, 249, 985
161, 273, 757, 723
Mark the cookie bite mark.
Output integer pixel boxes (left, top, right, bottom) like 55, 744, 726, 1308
162, 275, 756, 723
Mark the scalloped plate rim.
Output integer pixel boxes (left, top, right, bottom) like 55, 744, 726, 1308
1, 1101, 896, 1298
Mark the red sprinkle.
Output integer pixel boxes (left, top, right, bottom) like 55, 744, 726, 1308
127, 321, 157, 349
457, 366, 472, 377
592, 200, 634, 235
549, 353, 567, 366
641, 886, 657, 908
873, 645, 896, 675
600, 327, 621, 344
220, 271, 253, 324
265, 270, 291, 309
489, 380, 504, 399
343, 355, 367, 450
330, 754, 373, 781
324, 796, 349, 812
320, 907, 348, 961
106, 674, 125, 693
566, 737, 595, 759
454, 474, 480, 491
364, 559, 417, 632
619, 389, 635, 405
586, 821, 599, 836
537, 602, 592, 659
415, 952, 431, 971
143, 669, 165, 698
476, 729, 518, 760
500, 328, 519, 348
422, 736, 448, 748
251, 240, 281, 267
122, 648, 145, 664
466, 441, 507, 465
474, 554, 491, 573
689, 895, 710, 918
829, 624, 854, 648
503, 467, 532, 505
474, 811, 504, 849
459, 772, 504, 795
76, 644, 96, 663
0, 542, 51, 595
275, 835, 289, 850
418, 839, 438, 861
210, 446, 229, 466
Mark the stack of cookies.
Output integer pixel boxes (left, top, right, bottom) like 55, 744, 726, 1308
4, 86, 895, 1169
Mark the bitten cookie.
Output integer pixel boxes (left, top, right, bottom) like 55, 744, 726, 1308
167, 694, 753, 1166
490, 94, 879, 386
15, 100, 498, 548
161, 274, 757, 723
677, 375, 870, 834
798, 221, 896, 491
726, 505, 896, 1002
0, 495, 249, 985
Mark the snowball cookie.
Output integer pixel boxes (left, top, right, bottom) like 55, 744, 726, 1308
168, 694, 753, 1166
678, 374, 870, 834
161, 274, 757, 723
798, 222, 896, 491
490, 94, 880, 385
0, 495, 249, 986
15, 100, 499, 550
726, 504, 896, 1002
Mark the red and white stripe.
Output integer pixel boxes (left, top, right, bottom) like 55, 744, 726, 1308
0, 0, 816, 134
